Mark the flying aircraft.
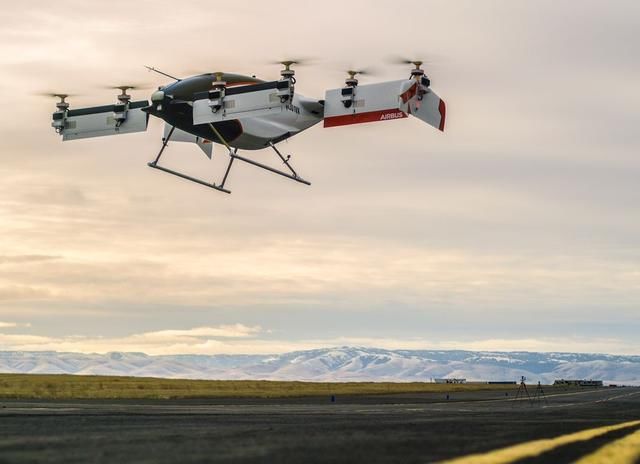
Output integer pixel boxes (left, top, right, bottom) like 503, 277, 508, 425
48, 60, 445, 194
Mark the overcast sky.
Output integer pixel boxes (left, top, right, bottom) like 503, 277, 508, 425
0, 0, 638, 355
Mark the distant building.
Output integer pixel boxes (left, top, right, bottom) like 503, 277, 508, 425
553, 379, 603, 387
434, 378, 467, 384
487, 381, 517, 385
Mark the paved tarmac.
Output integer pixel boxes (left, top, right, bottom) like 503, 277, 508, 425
1, 387, 639, 463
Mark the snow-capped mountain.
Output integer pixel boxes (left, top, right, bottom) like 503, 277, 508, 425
0, 347, 638, 384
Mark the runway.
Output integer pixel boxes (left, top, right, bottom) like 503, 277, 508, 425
1, 387, 639, 463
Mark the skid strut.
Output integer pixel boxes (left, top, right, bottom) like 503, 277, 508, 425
230, 142, 310, 186
147, 124, 310, 193
148, 125, 233, 193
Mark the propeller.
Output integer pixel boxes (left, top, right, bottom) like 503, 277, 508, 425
103, 84, 150, 103
270, 58, 313, 80
105, 84, 149, 91
103, 84, 150, 94
393, 58, 425, 67
389, 54, 439, 66
37, 92, 77, 100
345, 68, 376, 79
37, 92, 77, 110
389, 57, 436, 79
343, 69, 376, 87
270, 58, 313, 68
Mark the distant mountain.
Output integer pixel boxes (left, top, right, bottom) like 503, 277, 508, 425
1, 347, 639, 385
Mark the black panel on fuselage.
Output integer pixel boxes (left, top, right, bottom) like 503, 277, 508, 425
149, 73, 264, 144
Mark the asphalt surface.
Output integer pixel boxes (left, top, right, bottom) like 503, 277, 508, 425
1, 387, 639, 463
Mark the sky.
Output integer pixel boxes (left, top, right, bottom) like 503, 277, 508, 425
0, 0, 638, 356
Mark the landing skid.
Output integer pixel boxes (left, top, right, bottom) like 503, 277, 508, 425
147, 124, 310, 194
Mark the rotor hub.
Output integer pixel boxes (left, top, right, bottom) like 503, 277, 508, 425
212, 72, 227, 89
50, 94, 71, 111
279, 60, 298, 79
345, 70, 364, 87
114, 86, 136, 104
406, 60, 425, 78
117, 94, 132, 104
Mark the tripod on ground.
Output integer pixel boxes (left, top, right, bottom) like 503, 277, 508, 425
532, 381, 548, 405
515, 376, 531, 403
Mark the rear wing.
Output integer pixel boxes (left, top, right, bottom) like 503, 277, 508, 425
52, 100, 149, 141
323, 79, 445, 132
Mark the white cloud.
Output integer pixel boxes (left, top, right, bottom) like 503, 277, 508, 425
0, 324, 265, 355
0, 321, 31, 329
140, 325, 263, 339
1, 233, 638, 310
0, 324, 638, 356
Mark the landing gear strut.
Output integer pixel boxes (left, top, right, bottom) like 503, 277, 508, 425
147, 124, 310, 194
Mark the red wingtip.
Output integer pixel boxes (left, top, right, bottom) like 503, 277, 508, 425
438, 99, 446, 132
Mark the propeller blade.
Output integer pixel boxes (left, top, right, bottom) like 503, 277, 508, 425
344, 68, 377, 77
269, 57, 314, 66
103, 84, 151, 91
388, 55, 438, 67
36, 92, 78, 99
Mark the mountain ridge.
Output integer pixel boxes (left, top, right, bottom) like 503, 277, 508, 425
1, 347, 638, 384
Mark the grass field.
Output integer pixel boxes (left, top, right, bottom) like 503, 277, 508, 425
0, 374, 523, 400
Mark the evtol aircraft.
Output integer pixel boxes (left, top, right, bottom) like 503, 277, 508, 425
48, 60, 445, 194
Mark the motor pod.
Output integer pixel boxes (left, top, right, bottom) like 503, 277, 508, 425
207, 88, 225, 113
51, 110, 66, 133
111, 87, 137, 127
340, 71, 364, 108
50, 96, 70, 133
113, 102, 128, 126
341, 86, 355, 109
276, 61, 298, 103
276, 78, 294, 103
417, 75, 431, 101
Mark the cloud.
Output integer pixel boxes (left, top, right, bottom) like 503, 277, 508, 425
0, 324, 264, 355
0, 255, 60, 264
22, 185, 87, 206
0, 324, 638, 356
135, 325, 263, 340
0, 237, 638, 311
0, 320, 33, 330
0, 286, 52, 302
